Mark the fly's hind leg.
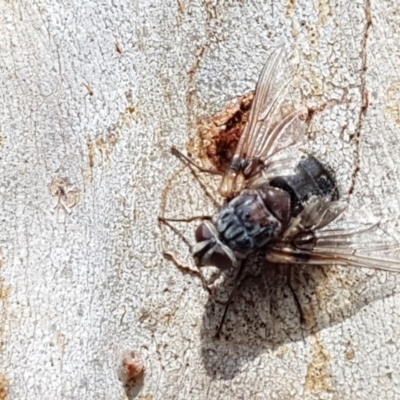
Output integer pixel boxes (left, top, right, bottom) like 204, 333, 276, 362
286, 265, 305, 326
215, 259, 248, 338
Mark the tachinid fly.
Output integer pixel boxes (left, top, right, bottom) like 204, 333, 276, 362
160, 48, 400, 334
193, 154, 340, 271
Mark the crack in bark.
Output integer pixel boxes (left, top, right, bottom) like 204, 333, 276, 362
349, 0, 372, 195
187, 46, 206, 111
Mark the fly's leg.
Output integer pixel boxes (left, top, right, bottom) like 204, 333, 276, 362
163, 251, 211, 294
159, 216, 212, 293
159, 216, 193, 249
158, 216, 211, 248
215, 259, 248, 338
171, 147, 222, 208
171, 147, 222, 176
286, 265, 305, 325
160, 215, 212, 223
161, 148, 222, 294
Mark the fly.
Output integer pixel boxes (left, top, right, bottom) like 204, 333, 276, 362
160, 48, 400, 336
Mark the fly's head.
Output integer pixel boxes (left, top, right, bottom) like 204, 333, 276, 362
192, 220, 239, 270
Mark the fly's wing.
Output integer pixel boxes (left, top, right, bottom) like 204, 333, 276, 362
266, 247, 400, 273
266, 199, 400, 273
219, 48, 308, 197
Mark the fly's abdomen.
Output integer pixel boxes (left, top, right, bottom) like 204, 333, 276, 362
269, 155, 339, 217
216, 191, 282, 253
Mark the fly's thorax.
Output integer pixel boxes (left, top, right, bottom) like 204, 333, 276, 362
256, 185, 291, 226
216, 189, 285, 253
192, 220, 239, 270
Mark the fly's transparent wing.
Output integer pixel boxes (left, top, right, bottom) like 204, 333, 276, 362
234, 49, 305, 162
282, 199, 348, 241
266, 244, 400, 273
267, 200, 400, 273
219, 48, 308, 197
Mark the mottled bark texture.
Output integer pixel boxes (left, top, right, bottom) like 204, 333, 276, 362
0, 1, 399, 399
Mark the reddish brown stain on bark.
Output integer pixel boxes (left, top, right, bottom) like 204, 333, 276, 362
0, 374, 8, 400
190, 92, 253, 172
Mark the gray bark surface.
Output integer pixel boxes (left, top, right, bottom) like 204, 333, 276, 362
0, 0, 400, 399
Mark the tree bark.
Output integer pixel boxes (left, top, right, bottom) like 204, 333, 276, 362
1, 0, 399, 399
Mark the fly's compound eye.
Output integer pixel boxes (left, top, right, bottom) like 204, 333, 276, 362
195, 223, 212, 242
193, 223, 236, 269
209, 245, 234, 271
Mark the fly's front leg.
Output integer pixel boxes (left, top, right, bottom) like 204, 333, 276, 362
159, 215, 213, 293
159, 215, 212, 223
162, 251, 211, 294
158, 216, 211, 248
